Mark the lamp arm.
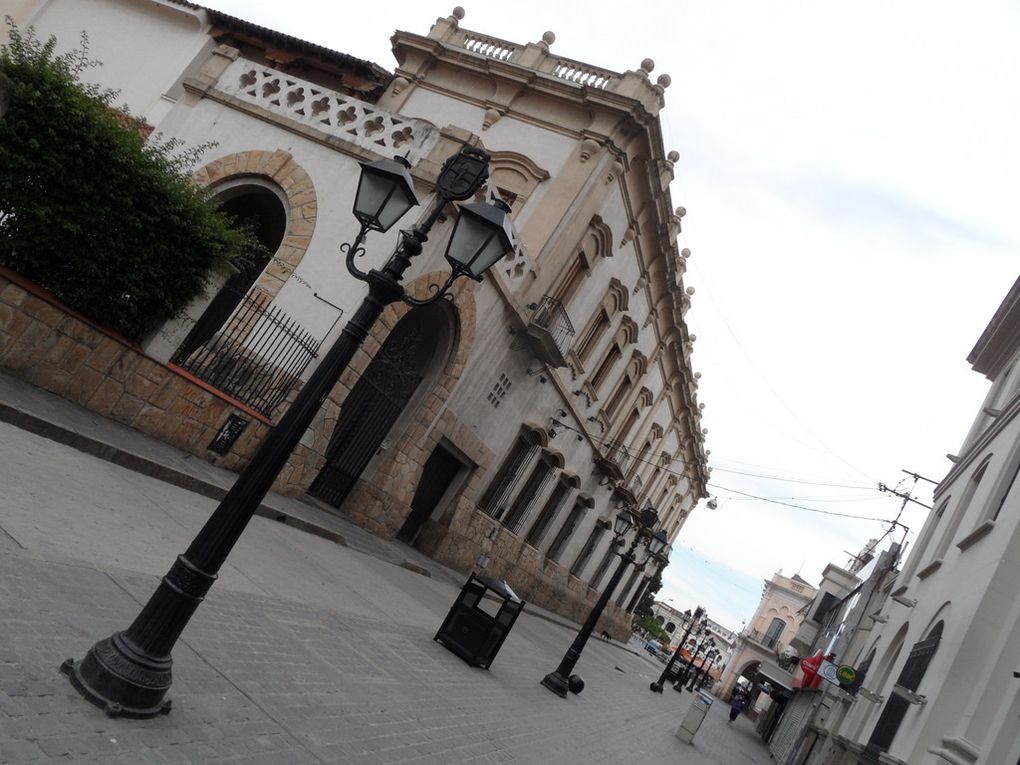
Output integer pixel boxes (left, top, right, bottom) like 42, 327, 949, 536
400, 272, 459, 308
341, 223, 373, 282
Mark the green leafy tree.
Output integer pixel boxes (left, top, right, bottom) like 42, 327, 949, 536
0, 21, 253, 340
632, 569, 663, 622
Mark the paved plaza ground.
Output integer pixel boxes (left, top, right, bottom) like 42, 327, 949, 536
0, 380, 775, 764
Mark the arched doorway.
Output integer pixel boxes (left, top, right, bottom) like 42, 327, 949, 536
862, 621, 944, 764
174, 180, 287, 362
309, 302, 454, 510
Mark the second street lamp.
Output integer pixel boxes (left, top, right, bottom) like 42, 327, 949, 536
61, 146, 516, 718
541, 507, 666, 698
681, 635, 716, 691
651, 605, 705, 693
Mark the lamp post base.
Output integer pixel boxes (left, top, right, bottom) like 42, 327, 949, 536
540, 671, 570, 698
60, 634, 173, 719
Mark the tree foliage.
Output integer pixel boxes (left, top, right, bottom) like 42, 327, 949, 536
632, 569, 663, 622
0, 22, 253, 340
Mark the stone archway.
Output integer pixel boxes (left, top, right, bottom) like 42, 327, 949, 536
295, 271, 478, 536
192, 149, 317, 301
308, 300, 455, 510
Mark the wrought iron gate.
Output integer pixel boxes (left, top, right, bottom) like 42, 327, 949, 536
308, 333, 424, 509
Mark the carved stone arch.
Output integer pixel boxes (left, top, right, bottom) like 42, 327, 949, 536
576, 493, 596, 508
192, 149, 318, 301
606, 277, 629, 313
560, 471, 581, 489
659, 450, 671, 467
300, 270, 478, 529
486, 150, 550, 210
584, 214, 614, 260
541, 449, 566, 469
638, 387, 654, 408
619, 315, 639, 345
649, 423, 665, 440
521, 422, 551, 447
630, 350, 648, 378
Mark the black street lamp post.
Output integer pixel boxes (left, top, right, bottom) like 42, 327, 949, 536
61, 146, 516, 718
682, 635, 716, 691
541, 506, 666, 698
698, 649, 720, 691
651, 605, 705, 693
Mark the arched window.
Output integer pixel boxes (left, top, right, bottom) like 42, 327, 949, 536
570, 523, 606, 577
478, 426, 547, 520
548, 215, 613, 310
865, 622, 943, 759
763, 617, 786, 648
501, 450, 563, 535
931, 456, 991, 563
174, 180, 288, 362
525, 472, 578, 548
546, 493, 594, 562
665, 622, 676, 633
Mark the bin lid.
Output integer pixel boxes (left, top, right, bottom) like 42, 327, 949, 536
476, 575, 522, 603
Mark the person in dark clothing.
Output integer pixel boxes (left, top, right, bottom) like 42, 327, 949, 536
728, 691, 747, 722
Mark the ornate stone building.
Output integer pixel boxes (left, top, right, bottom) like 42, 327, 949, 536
6, 1, 709, 635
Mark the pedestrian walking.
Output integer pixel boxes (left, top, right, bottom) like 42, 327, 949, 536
728, 691, 747, 723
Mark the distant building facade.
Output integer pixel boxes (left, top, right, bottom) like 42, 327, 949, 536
5, 1, 708, 635
717, 572, 818, 701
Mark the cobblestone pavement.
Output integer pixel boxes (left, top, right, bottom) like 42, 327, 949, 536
0, 421, 774, 764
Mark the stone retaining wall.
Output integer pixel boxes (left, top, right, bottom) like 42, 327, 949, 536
0, 266, 285, 477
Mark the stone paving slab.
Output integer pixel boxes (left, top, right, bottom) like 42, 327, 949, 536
0, 393, 775, 763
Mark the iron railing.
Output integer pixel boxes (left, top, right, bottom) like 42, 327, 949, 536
528, 295, 575, 356
175, 291, 322, 417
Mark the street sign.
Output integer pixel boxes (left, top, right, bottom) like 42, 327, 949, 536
818, 661, 857, 686
836, 665, 857, 685
818, 660, 839, 685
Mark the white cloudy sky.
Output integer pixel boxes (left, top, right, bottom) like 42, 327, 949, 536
197, 0, 1019, 631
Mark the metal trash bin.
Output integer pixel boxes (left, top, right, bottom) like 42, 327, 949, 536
675, 691, 713, 744
434, 573, 525, 669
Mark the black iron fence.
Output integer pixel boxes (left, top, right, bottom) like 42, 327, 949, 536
175, 290, 322, 417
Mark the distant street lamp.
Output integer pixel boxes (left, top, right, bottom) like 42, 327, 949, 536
541, 506, 666, 698
61, 146, 517, 718
699, 649, 721, 690
651, 605, 705, 693
682, 635, 717, 691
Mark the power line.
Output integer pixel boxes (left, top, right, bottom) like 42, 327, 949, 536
707, 482, 906, 525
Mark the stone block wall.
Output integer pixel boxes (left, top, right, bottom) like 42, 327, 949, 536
432, 506, 633, 639
0, 266, 279, 473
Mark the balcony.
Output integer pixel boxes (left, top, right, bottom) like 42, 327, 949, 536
745, 628, 781, 651
522, 296, 575, 368
612, 472, 643, 507
594, 438, 628, 481
215, 58, 438, 162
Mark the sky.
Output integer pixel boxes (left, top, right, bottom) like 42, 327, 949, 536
196, 0, 1019, 632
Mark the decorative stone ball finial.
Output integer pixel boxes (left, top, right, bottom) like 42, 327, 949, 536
452, 6, 465, 20
543, 31, 556, 45
640, 58, 655, 73
681, 247, 691, 258
689, 334, 697, 342
694, 371, 702, 380
675, 205, 686, 217
657, 74, 672, 88
686, 286, 695, 296
668, 151, 681, 163
702, 428, 709, 435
